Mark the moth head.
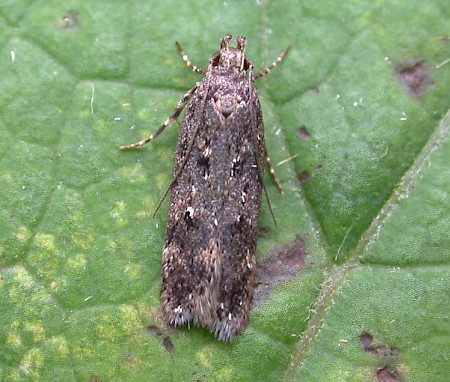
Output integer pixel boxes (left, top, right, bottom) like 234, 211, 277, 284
210, 34, 252, 72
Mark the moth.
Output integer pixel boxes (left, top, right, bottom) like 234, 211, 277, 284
121, 35, 288, 340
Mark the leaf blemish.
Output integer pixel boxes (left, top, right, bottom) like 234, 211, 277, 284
298, 125, 310, 139
395, 61, 433, 97
59, 11, 80, 31
254, 237, 307, 305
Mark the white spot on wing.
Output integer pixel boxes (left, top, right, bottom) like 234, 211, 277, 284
174, 305, 183, 313
186, 206, 194, 218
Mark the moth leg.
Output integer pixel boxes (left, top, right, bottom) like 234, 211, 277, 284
265, 154, 283, 193
151, 104, 204, 218
119, 83, 198, 149
152, 78, 211, 218
175, 42, 207, 75
255, 45, 290, 79
257, 152, 282, 227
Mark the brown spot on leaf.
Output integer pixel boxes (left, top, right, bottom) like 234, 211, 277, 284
439, 35, 449, 45
360, 332, 398, 356
163, 336, 174, 353
279, 237, 306, 266
376, 366, 398, 382
298, 125, 310, 139
360, 332, 373, 349
309, 87, 319, 94
123, 352, 138, 368
148, 325, 174, 353
361, 332, 401, 381
396, 61, 432, 97
257, 224, 271, 239
298, 170, 310, 184
254, 237, 307, 305
59, 11, 79, 30
147, 325, 163, 337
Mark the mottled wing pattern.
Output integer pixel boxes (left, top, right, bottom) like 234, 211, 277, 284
161, 69, 264, 340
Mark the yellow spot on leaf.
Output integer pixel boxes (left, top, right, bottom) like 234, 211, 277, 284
50, 277, 67, 292
6, 332, 22, 348
72, 233, 95, 250
124, 263, 141, 279
15, 226, 31, 242
24, 321, 46, 342
51, 336, 69, 356
1, 172, 12, 182
119, 305, 141, 334
20, 348, 44, 376
197, 347, 213, 367
67, 254, 87, 269
13, 268, 33, 289
119, 164, 147, 183
35, 233, 57, 252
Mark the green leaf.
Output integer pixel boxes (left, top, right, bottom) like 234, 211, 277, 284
1, 1, 449, 381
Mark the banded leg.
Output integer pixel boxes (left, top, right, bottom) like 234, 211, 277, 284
265, 155, 283, 194
119, 83, 198, 149
257, 44, 290, 190
259, 153, 284, 228
175, 42, 206, 75
255, 45, 290, 79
